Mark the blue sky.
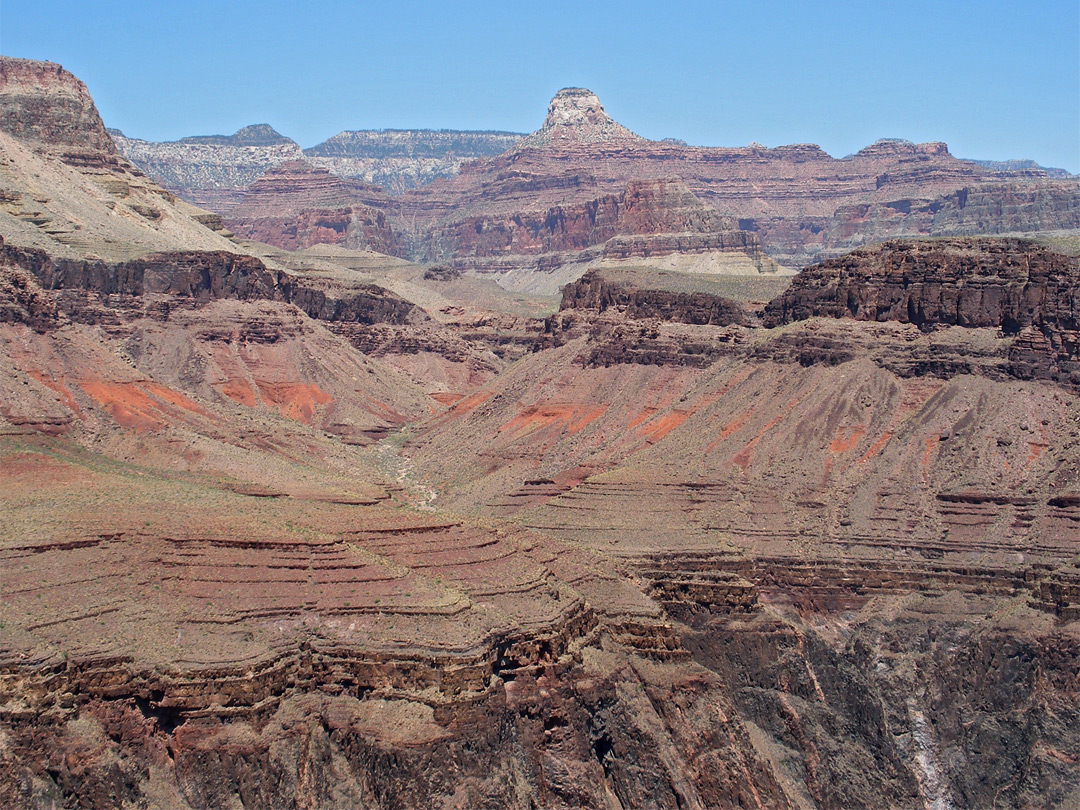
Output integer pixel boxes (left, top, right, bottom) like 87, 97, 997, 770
4, 0, 1078, 171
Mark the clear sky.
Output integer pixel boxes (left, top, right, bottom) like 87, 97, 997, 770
4, 0, 1078, 172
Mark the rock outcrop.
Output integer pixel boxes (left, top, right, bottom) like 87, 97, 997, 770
512, 87, 643, 150
224, 160, 403, 254
763, 237, 1079, 385
744, 179, 1080, 266
560, 267, 748, 326
1, 236, 418, 330
109, 126, 305, 212
415, 178, 739, 263
111, 84, 1075, 279
304, 128, 524, 193
0, 57, 117, 159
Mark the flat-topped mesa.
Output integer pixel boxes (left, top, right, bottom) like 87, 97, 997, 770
306, 129, 524, 159
0, 56, 117, 157
109, 124, 305, 212
763, 237, 1079, 331
853, 138, 952, 159
514, 87, 645, 150
762, 236, 1080, 385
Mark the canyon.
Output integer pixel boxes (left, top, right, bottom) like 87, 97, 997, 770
0, 55, 1078, 810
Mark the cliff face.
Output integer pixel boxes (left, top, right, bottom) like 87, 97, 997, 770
415, 178, 739, 263
224, 161, 403, 254
560, 267, 748, 326
110, 86, 1074, 277
112, 127, 525, 207
763, 237, 1080, 386
745, 179, 1080, 266
109, 127, 305, 212
1, 236, 417, 328
0, 57, 117, 159
304, 128, 523, 193
385, 91, 1065, 275
512, 87, 643, 150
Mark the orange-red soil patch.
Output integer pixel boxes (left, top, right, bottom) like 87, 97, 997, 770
256, 382, 332, 424
921, 435, 937, 468
731, 398, 799, 471
705, 413, 750, 453
218, 376, 259, 407
79, 380, 209, 432
1026, 441, 1048, 466
829, 425, 866, 455
636, 410, 690, 444
26, 370, 83, 417
858, 431, 894, 464
499, 403, 607, 438
429, 392, 465, 406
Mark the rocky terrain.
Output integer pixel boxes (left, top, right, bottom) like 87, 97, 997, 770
1, 56, 1078, 810
223, 161, 403, 255
304, 129, 524, 193
109, 126, 306, 213
384, 88, 1077, 283
112, 83, 1078, 292
111, 126, 524, 211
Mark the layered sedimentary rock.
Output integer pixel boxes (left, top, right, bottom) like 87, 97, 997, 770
0, 57, 117, 159
109, 125, 306, 212
3, 57, 1080, 810
559, 267, 748, 326
763, 237, 1080, 386
1, 235, 416, 325
304, 128, 524, 193
512, 87, 643, 150
408, 283, 1080, 806
113, 84, 1076, 280
224, 160, 402, 254
386, 90, 1070, 278
415, 178, 739, 263
111, 126, 525, 209
745, 179, 1080, 266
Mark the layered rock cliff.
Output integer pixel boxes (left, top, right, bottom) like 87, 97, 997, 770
414, 178, 739, 262
762, 237, 1079, 386
224, 161, 403, 254
111, 126, 525, 208
0, 57, 117, 159
111, 84, 1076, 278
109, 126, 305, 212
560, 267, 748, 326
304, 128, 523, 193
744, 179, 1080, 266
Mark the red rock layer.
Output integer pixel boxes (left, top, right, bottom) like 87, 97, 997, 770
414, 177, 738, 262
225, 160, 403, 254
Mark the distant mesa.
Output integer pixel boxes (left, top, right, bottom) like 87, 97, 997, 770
970, 158, 1075, 179
304, 129, 524, 160
853, 138, 952, 158
178, 123, 296, 147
